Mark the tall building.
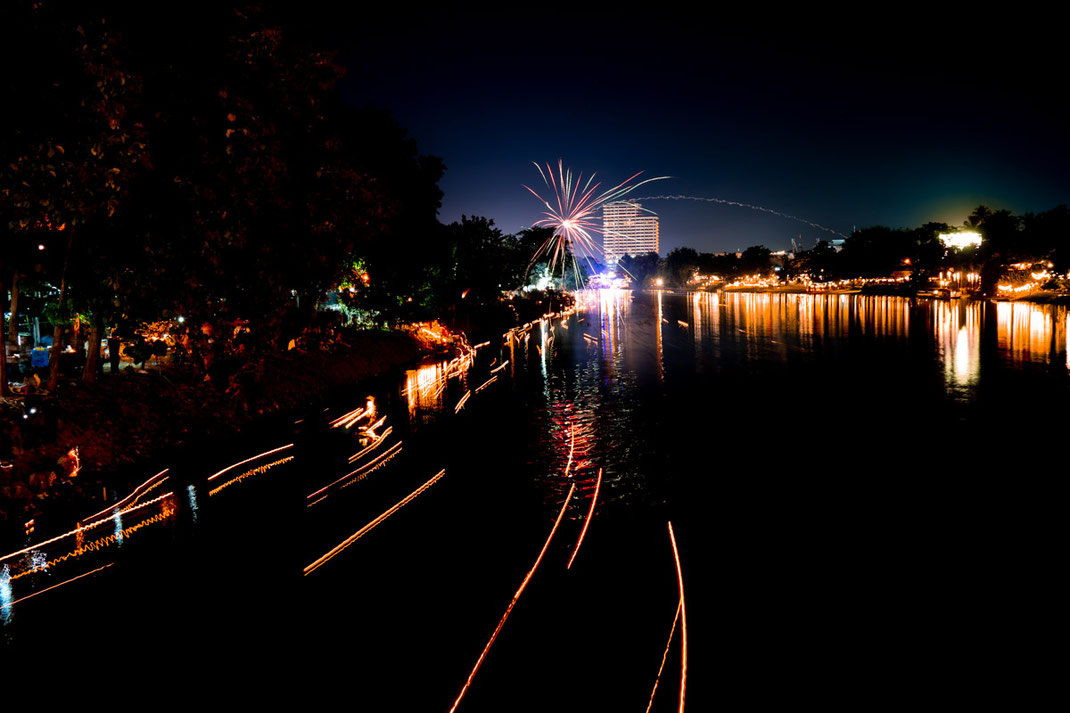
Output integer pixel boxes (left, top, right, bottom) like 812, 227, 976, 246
602, 201, 659, 262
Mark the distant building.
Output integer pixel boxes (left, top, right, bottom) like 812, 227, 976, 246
602, 201, 659, 262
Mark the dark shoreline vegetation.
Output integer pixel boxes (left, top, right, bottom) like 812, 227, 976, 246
0, 287, 569, 549
0, 2, 1066, 548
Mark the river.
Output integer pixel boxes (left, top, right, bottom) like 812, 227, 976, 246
2, 290, 1063, 709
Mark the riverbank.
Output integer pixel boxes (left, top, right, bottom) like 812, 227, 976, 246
0, 330, 430, 545
716, 284, 1070, 304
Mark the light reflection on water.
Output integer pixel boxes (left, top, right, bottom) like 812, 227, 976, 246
1, 565, 12, 625
404, 362, 447, 423
494, 291, 1070, 514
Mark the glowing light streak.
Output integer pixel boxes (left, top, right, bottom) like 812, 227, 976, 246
474, 341, 490, 349
455, 390, 472, 413
361, 415, 388, 436
1, 490, 173, 567
489, 360, 509, 374
348, 427, 393, 463
645, 601, 682, 713
339, 448, 402, 492
449, 484, 576, 713
208, 456, 294, 497
566, 468, 602, 570
306, 441, 404, 503
1, 563, 114, 614
329, 406, 366, 429
79, 468, 169, 525
564, 426, 575, 477
668, 521, 688, 713
6, 496, 176, 581
206, 444, 294, 482
304, 469, 446, 575
474, 376, 498, 394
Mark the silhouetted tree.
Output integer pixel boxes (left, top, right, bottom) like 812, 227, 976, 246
740, 245, 773, 276
665, 247, 700, 286
617, 251, 662, 288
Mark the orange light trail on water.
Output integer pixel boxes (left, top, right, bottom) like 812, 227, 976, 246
7, 495, 175, 581
330, 406, 366, 429
454, 390, 472, 413
566, 468, 601, 570
489, 360, 509, 374
449, 484, 576, 713
303, 469, 445, 575
1, 489, 174, 568
347, 427, 392, 463
361, 415, 388, 439
1, 563, 114, 611
668, 521, 688, 713
206, 444, 294, 482
79, 469, 169, 524
306, 441, 403, 503
645, 600, 682, 713
474, 376, 497, 393
208, 456, 294, 497
564, 426, 575, 477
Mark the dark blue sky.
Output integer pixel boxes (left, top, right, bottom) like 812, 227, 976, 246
310, 7, 1068, 254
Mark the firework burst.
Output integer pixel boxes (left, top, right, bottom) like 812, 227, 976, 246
524, 161, 667, 286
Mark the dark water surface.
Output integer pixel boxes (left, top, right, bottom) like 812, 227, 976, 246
3, 291, 1063, 708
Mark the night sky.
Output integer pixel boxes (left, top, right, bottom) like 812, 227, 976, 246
303, 7, 1068, 254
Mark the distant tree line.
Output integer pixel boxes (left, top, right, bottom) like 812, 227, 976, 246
621, 205, 1070, 291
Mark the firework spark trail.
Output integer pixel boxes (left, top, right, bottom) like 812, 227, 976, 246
645, 600, 682, 713
667, 521, 688, 713
566, 468, 601, 570
449, 484, 576, 713
524, 161, 668, 282
635, 194, 847, 238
